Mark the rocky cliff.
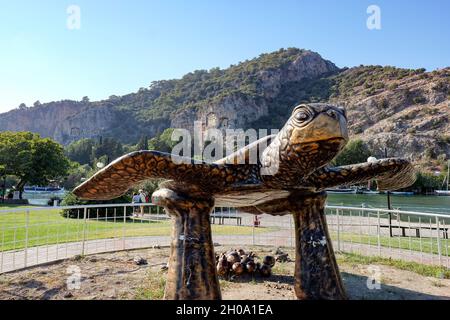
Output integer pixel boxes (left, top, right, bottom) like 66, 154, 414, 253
329, 66, 450, 163
0, 48, 448, 165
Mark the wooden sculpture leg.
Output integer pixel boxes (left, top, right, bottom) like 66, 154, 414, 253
290, 192, 347, 300
152, 188, 221, 300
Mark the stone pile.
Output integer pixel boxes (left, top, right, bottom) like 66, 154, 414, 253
215, 249, 276, 279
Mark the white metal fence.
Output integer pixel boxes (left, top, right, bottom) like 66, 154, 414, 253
0, 203, 449, 274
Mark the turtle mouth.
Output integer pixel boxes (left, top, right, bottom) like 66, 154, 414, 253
286, 137, 347, 170
291, 137, 347, 154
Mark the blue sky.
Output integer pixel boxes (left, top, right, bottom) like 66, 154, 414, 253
0, 0, 449, 112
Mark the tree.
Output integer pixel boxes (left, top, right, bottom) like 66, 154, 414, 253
61, 162, 93, 190
91, 137, 124, 164
18, 103, 27, 110
137, 135, 149, 150
148, 128, 177, 152
0, 132, 70, 198
65, 138, 95, 165
0, 164, 5, 200
82, 96, 90, 103
332, 139, 372, 166
412, 171, 445, 194
33, 100, 41, 107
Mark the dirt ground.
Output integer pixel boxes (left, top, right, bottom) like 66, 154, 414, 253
0, 246, 449, 300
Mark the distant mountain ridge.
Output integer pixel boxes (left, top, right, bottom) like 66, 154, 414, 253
0, 48, 449, 164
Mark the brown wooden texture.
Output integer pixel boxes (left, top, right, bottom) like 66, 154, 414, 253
290, 192, 347, 300
152, 189, 221, 300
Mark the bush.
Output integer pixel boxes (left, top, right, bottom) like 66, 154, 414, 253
60, 192, 134, 219
437, 135, 450, 144
413, 96, 426, 104
424, 147, 436, 159
412, 171, 445, 193
387, 83, 398, 90
332, 139, 372, 166
379, 99, 389, 109
432, 80, 449, 93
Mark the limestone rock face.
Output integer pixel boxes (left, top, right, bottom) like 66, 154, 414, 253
53, 105, 116, 144
171, 94, 269, 132
171, 50, 338, 132
0, 101, 86, 141
331, 69, 450, 161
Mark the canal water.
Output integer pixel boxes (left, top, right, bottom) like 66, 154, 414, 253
327, 194, 450, 214
23, 191, 67, 206
22, 191, 450, 215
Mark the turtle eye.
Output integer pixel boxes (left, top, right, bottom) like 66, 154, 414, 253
295, 111, 310, 122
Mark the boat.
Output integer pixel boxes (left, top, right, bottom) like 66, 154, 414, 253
435, 160, 450, 196
325, 188, 357, 194
362, 190, 380, 195
390, 191, 414, 195
24, 186, 65, 193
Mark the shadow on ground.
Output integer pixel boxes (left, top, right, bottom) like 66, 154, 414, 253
220, 271, 449, 300
341, 272, 448, 300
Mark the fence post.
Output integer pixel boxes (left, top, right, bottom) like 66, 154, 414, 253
122, 205, 127, 250
377, 210, 381, 256
0, 226, 4, 273
436, 216, 442, 266
24, 209, 30, 267
81, 207, 87, 256
336, 209, 341, 251
252, 221, 255, 246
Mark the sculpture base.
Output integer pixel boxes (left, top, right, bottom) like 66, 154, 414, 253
152, 188, 221, 300
289, 192, 347, 300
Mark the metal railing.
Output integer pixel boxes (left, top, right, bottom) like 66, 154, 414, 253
324, 206, 450, 268
0, 203, 449, 274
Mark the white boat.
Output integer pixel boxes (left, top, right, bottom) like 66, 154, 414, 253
24, 186, 65, 193
390, 191, 414, 195
326, 188, 357, 194
362, 190, 380, 195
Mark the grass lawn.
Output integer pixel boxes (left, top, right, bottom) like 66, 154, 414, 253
0, 205, 275, 252
337, 252, 450, 279
330, 230, 450, 257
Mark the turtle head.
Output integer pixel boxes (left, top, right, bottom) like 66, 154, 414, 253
261, 103, 348, 186
288, 103, 348, 146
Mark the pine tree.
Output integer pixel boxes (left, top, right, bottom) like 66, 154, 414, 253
137, 135, 149, 150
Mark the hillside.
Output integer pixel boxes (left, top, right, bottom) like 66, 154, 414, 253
0, 48, 449, 165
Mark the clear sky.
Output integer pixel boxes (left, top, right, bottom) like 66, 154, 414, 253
1, 0, 449, 113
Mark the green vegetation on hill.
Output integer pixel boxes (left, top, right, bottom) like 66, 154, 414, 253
138, 48, 309, 118
329, 65, 427, 99
82, 48, 333, 142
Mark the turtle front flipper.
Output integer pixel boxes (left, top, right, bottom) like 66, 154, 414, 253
302, 158, 416, 191
73, 150, 260, 200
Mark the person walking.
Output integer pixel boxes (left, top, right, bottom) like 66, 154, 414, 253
138, 189, 147, 217
131, 192, 142, 217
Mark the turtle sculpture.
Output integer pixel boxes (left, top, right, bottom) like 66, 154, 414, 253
73, 103, 416, 300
